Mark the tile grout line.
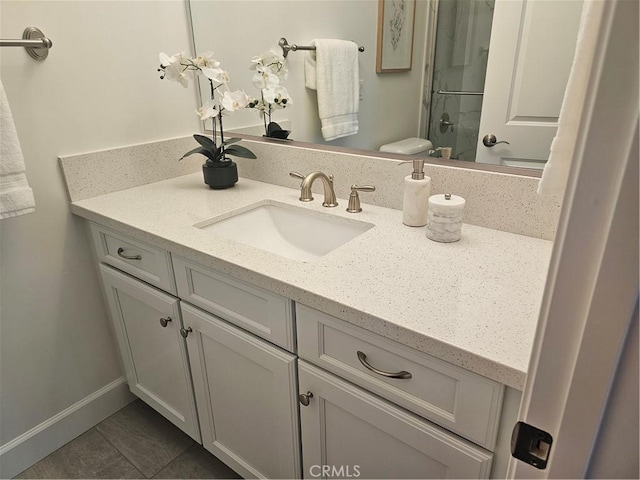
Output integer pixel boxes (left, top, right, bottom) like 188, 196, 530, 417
149, 445, 193, 480
94, 401, 195, 479
93, 426, 148, 479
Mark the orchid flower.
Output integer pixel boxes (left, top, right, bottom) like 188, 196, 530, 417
158, 52, 191, 87
247, 47, 292, 138
221, 90, 250, 112
192, 51, 220, 69
263, 86, 291, 108
202, 67, 230, 85
159, 49, 255, 164
196, 98, 219, 121
252, 69, 280, 90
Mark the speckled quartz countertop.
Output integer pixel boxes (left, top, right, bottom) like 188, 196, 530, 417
71, 173, 552, 390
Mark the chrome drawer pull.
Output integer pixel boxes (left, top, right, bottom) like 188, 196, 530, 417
117, 247, 142, 261
356, 351, 412, 379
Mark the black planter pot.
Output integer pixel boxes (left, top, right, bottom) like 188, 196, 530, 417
264, 121, 291, 140
202, 161, 238, 189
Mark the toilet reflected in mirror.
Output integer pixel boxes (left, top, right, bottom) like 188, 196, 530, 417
379, 137, 434, 156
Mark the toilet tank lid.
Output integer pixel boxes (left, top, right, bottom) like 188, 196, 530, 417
379, 137, 433, 154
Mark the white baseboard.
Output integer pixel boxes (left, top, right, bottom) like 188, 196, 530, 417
0, 377, 136, 479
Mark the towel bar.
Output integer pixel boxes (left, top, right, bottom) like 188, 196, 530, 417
0, 27, 52, 61
437, 90, 483, 96
279, 37, 364, 58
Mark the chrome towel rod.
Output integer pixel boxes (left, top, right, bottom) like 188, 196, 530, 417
437, 90, 483, 96
0, 27, 52, 61
278, 37, 364, 58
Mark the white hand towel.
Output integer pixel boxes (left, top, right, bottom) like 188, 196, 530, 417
1, 81, 35, 219
538, 0, 604, 196
304, 39, 359, 141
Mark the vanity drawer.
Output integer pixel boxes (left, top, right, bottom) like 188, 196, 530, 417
296, 304, 504, 450
89, 223, 176, 294
173, 256, 295, 352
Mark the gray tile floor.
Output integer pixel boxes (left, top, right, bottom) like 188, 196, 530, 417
16, 399, 242, 479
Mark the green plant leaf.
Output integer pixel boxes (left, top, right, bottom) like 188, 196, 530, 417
213, 146, 224, 161
180, 146, 215, 161
222, 138, 242, 146
193, 134, 216, 149
224, 145, 257, 159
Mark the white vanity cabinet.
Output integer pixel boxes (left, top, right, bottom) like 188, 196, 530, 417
181, 303, 301, 479
98, 263, 201, 442
296, 305, 505, 479
90, 223, 301, 479
90, 223, 177, 294
296, 305, 504, 450
172, 256, 296, 352
89, 220, 513, 480
299, 361, 493, 479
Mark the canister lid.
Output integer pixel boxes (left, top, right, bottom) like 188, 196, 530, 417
429, 193, 465, 211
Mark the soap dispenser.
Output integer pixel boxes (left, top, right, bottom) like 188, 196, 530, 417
400, 159, 431, 227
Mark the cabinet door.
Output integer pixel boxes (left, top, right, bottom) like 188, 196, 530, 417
182, 303, 301, 479
298, 361, 493, 479
99, 264, 200, 442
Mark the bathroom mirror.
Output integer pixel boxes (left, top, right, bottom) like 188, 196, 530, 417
188, 0, 582, 170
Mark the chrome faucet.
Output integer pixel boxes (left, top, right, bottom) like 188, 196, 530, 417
289, 171, 338, 207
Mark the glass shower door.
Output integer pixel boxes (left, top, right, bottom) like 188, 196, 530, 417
427, 0, 495, 162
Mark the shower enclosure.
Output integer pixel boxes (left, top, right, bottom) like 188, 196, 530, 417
423, 0, 495, 162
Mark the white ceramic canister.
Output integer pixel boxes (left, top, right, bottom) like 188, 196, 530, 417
426, 193, 465, 242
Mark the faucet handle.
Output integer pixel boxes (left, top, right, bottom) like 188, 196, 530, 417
289, 171, 305, 180
352, 185, 375, 193
347, 185, 376, 213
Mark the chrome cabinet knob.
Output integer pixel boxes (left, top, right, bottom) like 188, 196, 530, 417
482, 134, 510, 147
299, 391, 314, 406
180, 327, 192, 338
159, 317, 171, 328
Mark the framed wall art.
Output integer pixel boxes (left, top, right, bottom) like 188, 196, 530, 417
376, 0, 417, 73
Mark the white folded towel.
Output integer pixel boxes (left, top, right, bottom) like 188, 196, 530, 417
1, 81, 35, 219
538, 0, 603, 196
304, 39, 359, 141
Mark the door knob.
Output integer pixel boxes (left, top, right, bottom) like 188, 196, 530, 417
482, 134, 510, 147
439, 112, 454, 133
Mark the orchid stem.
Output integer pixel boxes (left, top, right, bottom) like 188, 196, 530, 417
208, 80, 221, 151
261, 91, 268, 135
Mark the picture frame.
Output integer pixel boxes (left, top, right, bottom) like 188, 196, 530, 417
376, 0, 417, 73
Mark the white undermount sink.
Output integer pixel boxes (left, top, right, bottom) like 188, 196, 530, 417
197, 201, 374, 262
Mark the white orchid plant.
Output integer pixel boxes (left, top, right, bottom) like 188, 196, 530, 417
247, 48, 292, 139
158, 51, 256, 164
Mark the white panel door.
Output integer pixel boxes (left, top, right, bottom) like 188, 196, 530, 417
475, 0, 583, 167
298, 361, 493, 479
509, 1, 639, 476
99, 264, 200, 441
182, 303, 301, 479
